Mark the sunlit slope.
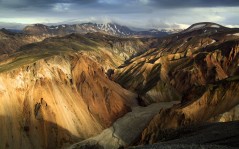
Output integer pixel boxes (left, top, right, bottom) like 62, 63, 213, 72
0, 33, 144, 149
114, 22, 239, 104
113, 22, 239, 143
0, 33, 149, 73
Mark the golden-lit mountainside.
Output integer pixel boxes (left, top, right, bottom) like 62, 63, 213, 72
0, 32, 150, 148
113, 22, 239, 144
114, 22, 239, 103
0, 32, 151, 71
0, 22, 239, 149
0, 54, 136, 149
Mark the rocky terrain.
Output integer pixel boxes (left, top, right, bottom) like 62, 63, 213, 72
113, 22, 239, 145
114, 22, 239, 103
0, 31, 156, 148
69, 102, 179, 149
0, 22, 239, 149
130, 121, 239, 149
0, 28, 46, 56
0, 35, 143, 148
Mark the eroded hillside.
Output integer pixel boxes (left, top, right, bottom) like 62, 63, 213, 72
1, 22, 239, 149
0, 29, 46, 57
114, 22, 239, 103
0, 52, 139, 149
113, 22, 239, 145
0, 32, 153, 149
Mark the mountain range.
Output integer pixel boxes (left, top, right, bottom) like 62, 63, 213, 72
22, 22, 180, 37
0, 22, 239, 149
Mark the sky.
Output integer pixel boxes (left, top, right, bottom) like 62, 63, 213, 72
0, 0, 239, 29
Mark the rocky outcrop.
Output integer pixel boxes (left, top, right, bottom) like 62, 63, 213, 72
137, 80, 239, 144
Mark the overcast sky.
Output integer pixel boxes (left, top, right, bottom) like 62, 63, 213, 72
0, 0, 239, 29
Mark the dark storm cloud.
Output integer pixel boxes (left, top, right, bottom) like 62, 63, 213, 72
0, 0, 239, 29
150, 0, 239, 8
1, 0, 239, 12
0, 0, 97, 9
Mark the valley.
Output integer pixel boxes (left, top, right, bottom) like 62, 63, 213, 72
0, 22, 239, 149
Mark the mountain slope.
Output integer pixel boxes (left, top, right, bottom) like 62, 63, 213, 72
1, 22, 239, 149
130, 121, 239, 149
0, 32, 151, 149
0, 32, 151, 73
69, 102, 178, 149
0, 29, 45, 57
0, 53, 137, 149
112, 22, 239, 144
114, 22, 239, 103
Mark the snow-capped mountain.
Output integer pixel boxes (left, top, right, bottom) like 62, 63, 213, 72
181, 22, 227, 34
23, 23, 173, 37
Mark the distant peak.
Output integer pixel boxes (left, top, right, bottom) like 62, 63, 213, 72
32, 24, 47, 27
192, 22, 224, 28
183, 22, 226, 33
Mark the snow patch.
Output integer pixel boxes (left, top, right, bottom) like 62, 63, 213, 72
188, 24, 206, 31
49, 26, 58, 30
211, 25, 220, 28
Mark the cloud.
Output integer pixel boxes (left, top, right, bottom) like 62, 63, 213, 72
52, 3, 72, 12
0, 22, 25, 29
0, 0, 97, 9
0, 0, 238, 29
226, 25, 239, 28
149, 0, 239, 8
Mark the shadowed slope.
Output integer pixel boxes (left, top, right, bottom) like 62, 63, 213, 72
0, 29, 45, 58
130, 121, 239, 149
0, 116, 80, 149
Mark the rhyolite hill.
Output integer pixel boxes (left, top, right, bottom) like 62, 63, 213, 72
0, 22, 239, 149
